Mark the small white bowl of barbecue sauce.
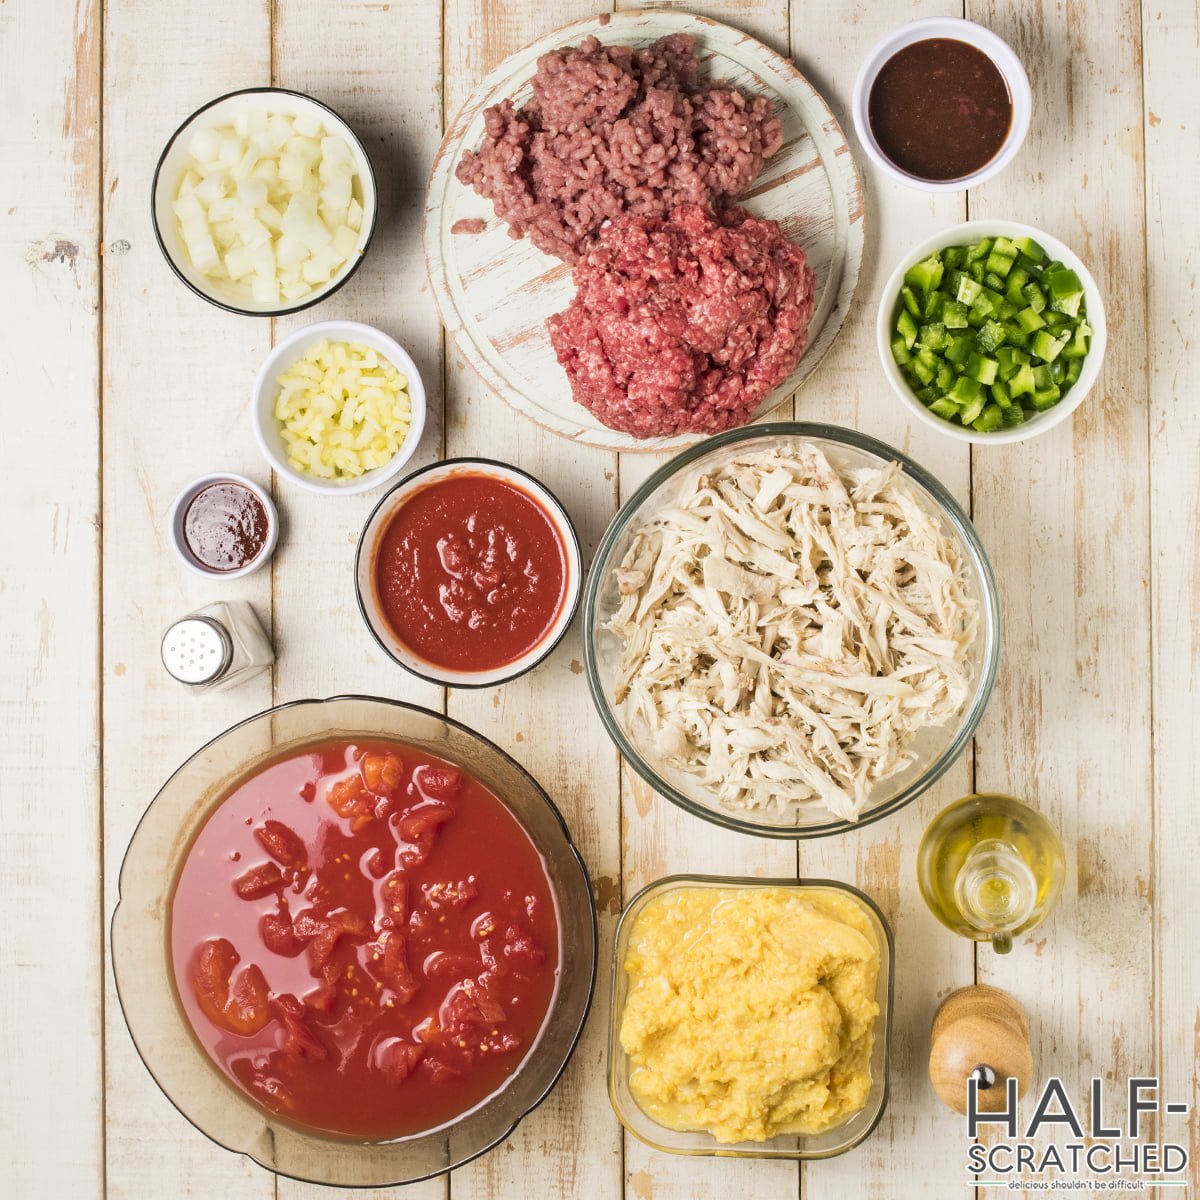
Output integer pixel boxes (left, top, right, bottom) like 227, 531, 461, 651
168, 473, 278, 579
852, 18, 1031, 192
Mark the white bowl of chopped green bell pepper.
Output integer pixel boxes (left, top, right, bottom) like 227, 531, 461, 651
877, 220, 1107, 444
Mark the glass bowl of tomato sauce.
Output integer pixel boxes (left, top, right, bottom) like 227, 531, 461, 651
111, 695, 596, 1187
354, 459, 583, 687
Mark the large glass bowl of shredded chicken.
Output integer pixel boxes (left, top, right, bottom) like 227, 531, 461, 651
583, 423, 1000, 837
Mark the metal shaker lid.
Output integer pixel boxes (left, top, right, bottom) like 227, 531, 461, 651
161, 616, 233, 685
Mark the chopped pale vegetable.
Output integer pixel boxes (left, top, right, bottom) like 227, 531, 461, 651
171, 109, 365, 308
275, 340, 412, 480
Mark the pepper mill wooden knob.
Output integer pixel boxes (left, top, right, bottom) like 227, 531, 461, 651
929, 984, 1033, 1114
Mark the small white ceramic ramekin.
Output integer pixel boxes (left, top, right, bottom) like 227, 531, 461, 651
168, 472, 279, 579
877, 220, 1107, 445
852, 17, 1032, 193
251, 319, 427, 496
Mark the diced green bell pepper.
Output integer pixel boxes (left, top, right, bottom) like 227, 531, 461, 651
1031, 329, 1067, 362
996, 347, 1021, 379
1013, 236, 1046, 263
918, 322, 948, 351
949, 375, 982, 406
1031, 384, 1063, 410
943, 300, 970, 329
944, 334, 974, 366
965, 352, 999, 385
1062, 321, 1091, 359
973, 403, 1005, 432
910, 355, 935, 385
1009, 363, 1036, 397
976, 320, 1007, 353
985, 250, 1016, 278
1015, 306, 1047, 333
904, 254, 945, 294
1004, 322, 1031, 348
959, 394, 987, 425
956, 276, 983, 306
1005, 265, 1030, 304
1022, 282, 1047, 313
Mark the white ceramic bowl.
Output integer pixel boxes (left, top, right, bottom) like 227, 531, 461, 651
151, 87, 378, 316
852, 17, 1031, 192
877, 220, 1107, 445
355, 459, 583, 688
251, 320, 427, 495
167, 472, 278, 579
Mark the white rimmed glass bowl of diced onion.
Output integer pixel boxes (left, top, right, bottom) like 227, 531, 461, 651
251, 321, 427, 495
152, 87, 377, 316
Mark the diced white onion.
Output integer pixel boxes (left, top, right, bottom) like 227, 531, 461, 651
171, 108, 364, 308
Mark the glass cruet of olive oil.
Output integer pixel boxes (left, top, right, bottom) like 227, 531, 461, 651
917, 794, 1065, 954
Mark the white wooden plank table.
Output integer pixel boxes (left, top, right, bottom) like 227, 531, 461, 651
2, 0, 1196, 1196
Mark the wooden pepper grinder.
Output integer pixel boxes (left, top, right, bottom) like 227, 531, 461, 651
929, 984, 1033, 1114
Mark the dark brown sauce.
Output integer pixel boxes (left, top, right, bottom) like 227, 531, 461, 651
868, 38, 1012, 181
183, 480, 269, 572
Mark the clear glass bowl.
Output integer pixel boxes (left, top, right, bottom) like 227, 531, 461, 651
110, 695, 597, 1188
608, 875, 894, 1159
583, 422, 1000, 838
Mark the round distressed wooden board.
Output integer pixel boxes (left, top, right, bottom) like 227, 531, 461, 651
424, 8, 866, 452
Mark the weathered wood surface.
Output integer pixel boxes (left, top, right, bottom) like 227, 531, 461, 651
2, 0, 1195, 1196
1143, 0, 1200, 1187
967, 0, 1165, 1194
1, 3, 103, 1198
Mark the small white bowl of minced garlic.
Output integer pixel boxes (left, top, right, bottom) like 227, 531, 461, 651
250, 320, 427, 496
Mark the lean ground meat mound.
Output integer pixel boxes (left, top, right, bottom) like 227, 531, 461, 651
455, 34, 783, 262
546, 204, 816, 438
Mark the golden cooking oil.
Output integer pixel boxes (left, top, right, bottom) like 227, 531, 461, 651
917, 794, 1065, 953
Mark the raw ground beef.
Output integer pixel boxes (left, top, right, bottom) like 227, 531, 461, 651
455, 34, 782, 263
546, 204, 816, 438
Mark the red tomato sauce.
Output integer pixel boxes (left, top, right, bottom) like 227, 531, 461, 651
170, 739, 560, 1141
372, 472, 568, 672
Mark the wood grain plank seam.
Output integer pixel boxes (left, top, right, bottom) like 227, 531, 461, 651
269, 0, 280, 720
268, 6, 281, 1197
97, 0, 109, 1194
439, 0, 450, 739
1133, 0, 1162, 1156
603, 4, 628, 1197
962, 9, 980, 1200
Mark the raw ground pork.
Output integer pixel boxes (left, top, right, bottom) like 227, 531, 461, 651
546, 204, 816, 438
455, 34, 782, 262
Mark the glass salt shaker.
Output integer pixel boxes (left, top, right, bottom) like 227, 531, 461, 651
161, 600, 274, 692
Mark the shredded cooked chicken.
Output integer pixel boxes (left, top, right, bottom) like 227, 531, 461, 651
606, 444, 979, 822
